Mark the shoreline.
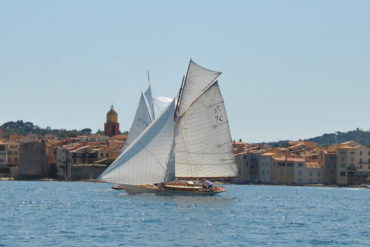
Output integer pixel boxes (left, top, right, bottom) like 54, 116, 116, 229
1, 177, 368, 188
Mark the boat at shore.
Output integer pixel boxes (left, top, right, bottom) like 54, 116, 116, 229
99, 60, 237, 196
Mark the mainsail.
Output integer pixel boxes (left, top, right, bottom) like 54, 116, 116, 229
99, 100, 176, 185
175, 81, 238, 178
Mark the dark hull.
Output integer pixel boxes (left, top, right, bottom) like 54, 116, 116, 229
122, 184, 225, 196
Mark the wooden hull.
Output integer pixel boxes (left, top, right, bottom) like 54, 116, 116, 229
112, 185, 125, 190
122, 184, 225, 196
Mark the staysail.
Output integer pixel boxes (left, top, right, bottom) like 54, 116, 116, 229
175, 81, 238, 178
144, 84, 155, 121
125, 85, 155, 148
99, 99, 176, 185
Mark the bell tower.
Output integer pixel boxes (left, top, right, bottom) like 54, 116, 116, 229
104, 105, 120, 137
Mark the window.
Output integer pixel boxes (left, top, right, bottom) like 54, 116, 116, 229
278, 162, 286, 167
350, 157, 354, 162
350, 152, 355, 155
317, 172, 321, 176
14, 151, 18, 155
298, 178, 302, 182
308, 179, 312, 183
309, 171, 313, 176
287, 163, 293, 167
368, 165, 370, 170
368, 151, 370, 156
341, 151, 345, 154
101, 153, 104, 157
298, 171, 302, 175
360, 151, 363, 155
340, 171, 346, 176
106, 153, 109, 157
341, 157, 345, 162
280, 170, 284, 175
341, 163, 346, 168
298, 163, 303, 167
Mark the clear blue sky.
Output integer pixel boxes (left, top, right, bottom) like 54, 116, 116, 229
1, 0, 369, 142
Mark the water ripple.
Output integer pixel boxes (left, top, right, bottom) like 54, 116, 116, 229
1, 182, 370, 246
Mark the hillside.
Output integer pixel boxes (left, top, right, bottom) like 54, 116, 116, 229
305, 129, 370, 147
261, 129, 370, 148
0, 120, 93, 138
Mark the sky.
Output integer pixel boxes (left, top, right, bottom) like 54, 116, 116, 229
1, 0, 370, 143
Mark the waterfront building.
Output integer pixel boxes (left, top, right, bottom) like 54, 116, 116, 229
0, 141, 7, 166
336, 141, 370, 186
104, 105, 120, 137
235, 152, 250, 183
6, 141, 19, 166
55, 135, 125, 180
17, 141, 51, 179
270, 156, 295, 185
259, 153, 274, 184
294, 160, 322, 184
320, 147, 337, 185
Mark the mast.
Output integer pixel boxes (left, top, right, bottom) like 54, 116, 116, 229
175, 75, 185, 119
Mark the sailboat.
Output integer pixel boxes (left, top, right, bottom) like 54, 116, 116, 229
99, 60, 238, 195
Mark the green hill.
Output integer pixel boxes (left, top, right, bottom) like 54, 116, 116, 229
305, 128, 370, 147
0, 120, 93, 138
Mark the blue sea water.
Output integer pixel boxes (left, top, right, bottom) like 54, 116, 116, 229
0, 182, 369, 247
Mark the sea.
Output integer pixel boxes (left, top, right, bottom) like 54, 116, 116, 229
0, 181, 369, 247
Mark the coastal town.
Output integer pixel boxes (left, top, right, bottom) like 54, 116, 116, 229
0, 105, 369, 187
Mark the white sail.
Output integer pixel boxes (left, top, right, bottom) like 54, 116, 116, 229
99, 100, 176, 185
178, 60, 222, 116
124, 93, 153, 148
175, 81, 238, 178
144, 85, 155, 121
